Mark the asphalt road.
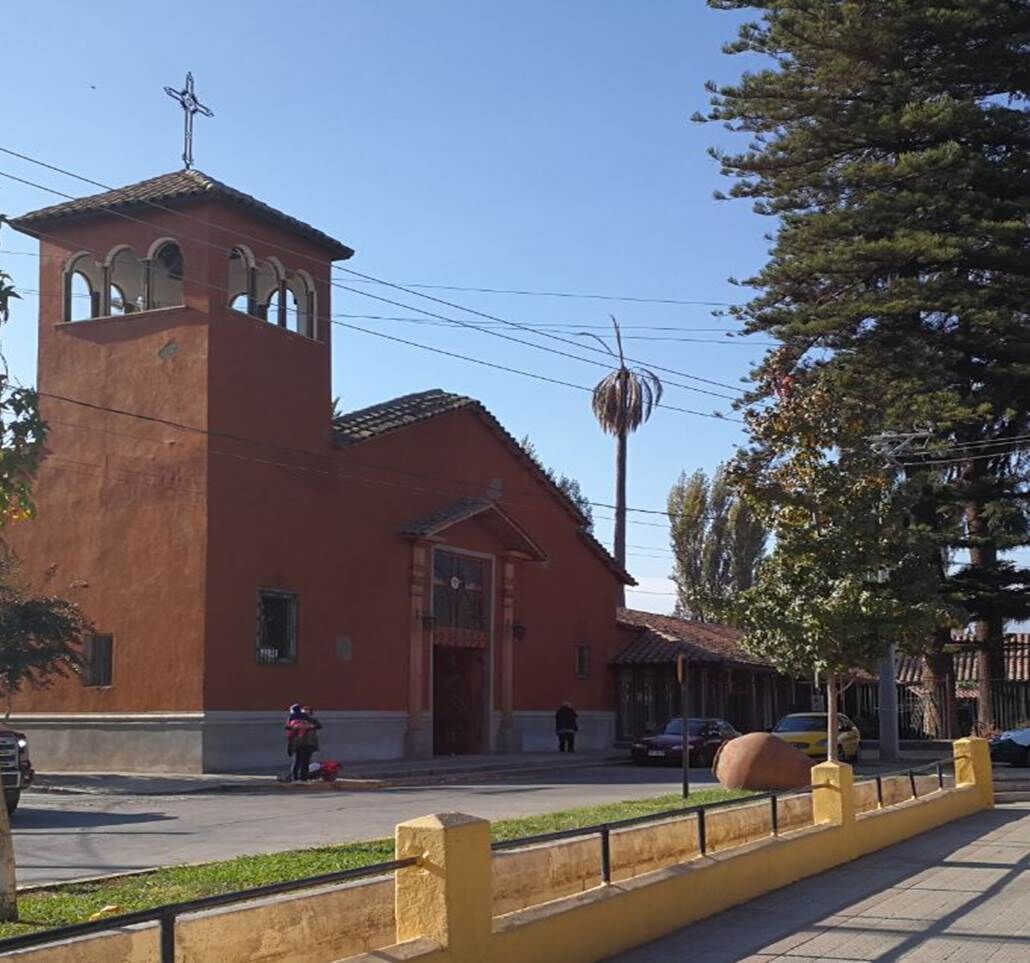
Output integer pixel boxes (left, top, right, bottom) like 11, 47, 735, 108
14, 763, 716, 885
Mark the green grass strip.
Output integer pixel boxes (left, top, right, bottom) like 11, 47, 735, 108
1, 787, 750, 938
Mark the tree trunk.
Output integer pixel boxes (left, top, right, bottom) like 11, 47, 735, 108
0, 798, 17, 921
614, 428, 627, 608
965, 483, 1000, 732
923, 626, 957, 739
826, 670, 839, 763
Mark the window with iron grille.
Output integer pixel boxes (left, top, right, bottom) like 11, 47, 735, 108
83, 634, 114, 687
432, 552, 489, 647
574, 643, 591, 680
257, 590, 298, 664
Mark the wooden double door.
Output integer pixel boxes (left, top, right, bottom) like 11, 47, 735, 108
433, 646, 486, 755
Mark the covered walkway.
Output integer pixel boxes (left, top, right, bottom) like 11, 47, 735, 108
608, 801, 1030, 962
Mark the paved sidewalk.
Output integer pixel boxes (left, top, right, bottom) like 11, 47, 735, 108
608, 802, 1030, 962
30, 750, 623, 796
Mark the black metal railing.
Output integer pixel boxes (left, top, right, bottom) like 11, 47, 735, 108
0, 856, 418, 961
864, 758, 956, 809
492, 790, 806, 885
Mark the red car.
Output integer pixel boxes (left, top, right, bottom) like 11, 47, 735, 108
0, 728, 34, 814
630, 717, 740, 768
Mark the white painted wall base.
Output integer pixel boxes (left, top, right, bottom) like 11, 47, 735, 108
10, 708, 616, 772
8, 714, 205, 773
201, 711, 409, 772
9, 711, 409, 774
511, 710, 616, 752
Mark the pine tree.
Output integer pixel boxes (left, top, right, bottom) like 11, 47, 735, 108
702, 0, 1030, 726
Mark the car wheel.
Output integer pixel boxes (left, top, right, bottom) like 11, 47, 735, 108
1017, 747, 1030, 769
4, 791, 19, 815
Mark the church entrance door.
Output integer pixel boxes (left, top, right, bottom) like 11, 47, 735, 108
433, 647, 486, 755
431, 550, 491, 755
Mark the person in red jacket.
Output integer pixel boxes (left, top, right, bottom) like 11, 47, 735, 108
286, 704, 323, 781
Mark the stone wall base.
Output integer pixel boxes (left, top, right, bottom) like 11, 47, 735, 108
11, 708, 617, 772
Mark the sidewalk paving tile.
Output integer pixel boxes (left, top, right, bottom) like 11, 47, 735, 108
606, 803, 1030, 962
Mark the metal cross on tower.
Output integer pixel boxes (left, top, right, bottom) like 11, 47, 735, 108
163, 72, 214, 170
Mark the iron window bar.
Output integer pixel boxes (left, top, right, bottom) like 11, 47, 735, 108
0, 857, 418, 961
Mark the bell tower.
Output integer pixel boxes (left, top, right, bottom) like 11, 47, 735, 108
5, 172, 354, 757
11, 169, 354, 453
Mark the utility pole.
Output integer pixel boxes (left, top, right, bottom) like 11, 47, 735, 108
677, 653, 690, 798
868, 430, 931, 764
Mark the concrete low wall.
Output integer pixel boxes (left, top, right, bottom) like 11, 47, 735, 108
354, 738, 992, 963
5, 878, 394, 963
493, 791, 816, 914
9, 740, 992, 963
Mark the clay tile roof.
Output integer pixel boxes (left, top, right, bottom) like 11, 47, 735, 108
895, 636, 1030, 686
613, 608, 772, 668
333, 389, 634, 586
333, 390, 475, 444
399, 496, 547, 561
9, 169, 354, 260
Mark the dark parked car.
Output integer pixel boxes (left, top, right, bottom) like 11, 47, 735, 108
989, 728, 1030, 767
630, 717, 740, 767
0, 727, 33, 814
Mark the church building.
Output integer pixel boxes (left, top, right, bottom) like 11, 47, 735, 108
6, 169, 637, 771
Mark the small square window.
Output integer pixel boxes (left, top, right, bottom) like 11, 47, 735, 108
257, 590, 298, 664
83, 634, 113, 687
574, 644, 591, 680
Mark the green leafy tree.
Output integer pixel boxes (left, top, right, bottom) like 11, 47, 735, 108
667, 464, 766, 621
518, 436, 594, 532
0, 270, 45, 526
701, 0, 1030, 728
730, 441, 946, 761
0, 268, 89, 919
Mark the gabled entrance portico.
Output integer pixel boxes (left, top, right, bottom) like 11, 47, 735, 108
400, 497, 547, 758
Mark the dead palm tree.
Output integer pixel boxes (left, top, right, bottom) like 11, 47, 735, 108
587, 317, 663, 606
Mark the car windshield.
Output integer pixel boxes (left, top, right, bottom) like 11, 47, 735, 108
774, 715, 827, 733
663, 718, 706, 736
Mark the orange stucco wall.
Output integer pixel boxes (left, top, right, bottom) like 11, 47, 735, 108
7, 197, 625, 726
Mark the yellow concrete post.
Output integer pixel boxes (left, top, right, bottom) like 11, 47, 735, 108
811, 761, 856, 829
395, 812, 492, 960
953, 737, 993, 809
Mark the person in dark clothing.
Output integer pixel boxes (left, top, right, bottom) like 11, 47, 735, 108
555, 701, 578, 752
286, 704, 322, 781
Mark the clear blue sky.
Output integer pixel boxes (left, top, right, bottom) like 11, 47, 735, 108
0, 1, 768, 613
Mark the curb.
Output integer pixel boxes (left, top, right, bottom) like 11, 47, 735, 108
28, 756, 626, 797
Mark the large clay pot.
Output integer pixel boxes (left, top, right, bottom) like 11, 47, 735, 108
714, 732, 813, 791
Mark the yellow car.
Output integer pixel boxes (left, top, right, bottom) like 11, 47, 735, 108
771, 713, 861, 763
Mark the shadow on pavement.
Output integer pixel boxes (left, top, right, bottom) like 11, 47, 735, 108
12, 807, 177, 832
608, 805, 1029, 963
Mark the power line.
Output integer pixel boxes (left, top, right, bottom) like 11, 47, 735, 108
0, 148, 748, 394
339, 277, 734, 307
0, 165, 746, 409
38, 394, 687, 524
336, 263, 745, 393
332, 281, 741, 405
3, 203, 741, 423
899, 446, 1030, 468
